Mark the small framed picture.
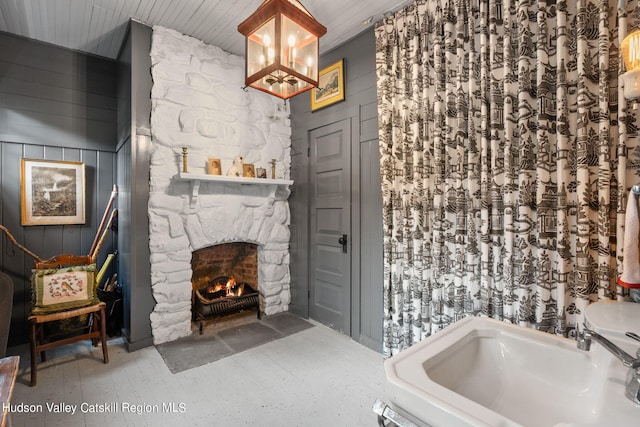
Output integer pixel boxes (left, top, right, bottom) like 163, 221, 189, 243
207, 158, 221, 175
243, 164, 256, 178
21, 158, 85, 226
311, 59, 345, 111
256, 167, 267, 179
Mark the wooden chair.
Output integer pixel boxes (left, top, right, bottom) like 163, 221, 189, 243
28, 255, 108, 386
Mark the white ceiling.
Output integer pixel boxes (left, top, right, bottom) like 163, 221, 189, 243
0, 0, 411, 60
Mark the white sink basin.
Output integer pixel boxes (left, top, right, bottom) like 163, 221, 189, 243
384, 317, 639, 427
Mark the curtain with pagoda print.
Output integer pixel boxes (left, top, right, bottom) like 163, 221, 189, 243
376, 0, 640, 357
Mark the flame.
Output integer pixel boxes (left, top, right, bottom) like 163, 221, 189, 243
203, 276, 247, 298
225, 277, 236, 296
206, 283, 224, 294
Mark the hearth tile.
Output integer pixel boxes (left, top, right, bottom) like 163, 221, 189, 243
262, 312, 314, 336
156, 334, 233, 374
218, 323, 281, 352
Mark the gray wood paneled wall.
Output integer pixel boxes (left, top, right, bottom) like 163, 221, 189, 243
289, 29, 383, 352
0, 31, 118, 346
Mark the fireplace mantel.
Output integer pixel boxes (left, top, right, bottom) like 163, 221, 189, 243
176, 172, 293, 208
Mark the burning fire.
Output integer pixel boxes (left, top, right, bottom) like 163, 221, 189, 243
206, 277, 244, 297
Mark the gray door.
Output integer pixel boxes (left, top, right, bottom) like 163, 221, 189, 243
309, 119, 351, 334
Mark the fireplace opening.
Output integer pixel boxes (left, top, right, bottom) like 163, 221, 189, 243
191, 243, 260, 333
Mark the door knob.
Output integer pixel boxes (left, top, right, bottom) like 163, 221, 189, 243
338, 234, 348, 253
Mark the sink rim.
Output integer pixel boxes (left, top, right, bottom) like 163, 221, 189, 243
384, 317, 533, 426
384, 316, 635, 427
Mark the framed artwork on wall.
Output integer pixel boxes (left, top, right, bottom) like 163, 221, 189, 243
310, 59, 345, 111
20, 158, 85, 226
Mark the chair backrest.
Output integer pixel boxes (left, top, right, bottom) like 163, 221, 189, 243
34, 254, 92, 269
0, 271, 14, 358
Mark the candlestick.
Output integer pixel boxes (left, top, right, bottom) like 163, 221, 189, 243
288, 35, 296, 68
263, 34, 270, 64
182, 147, 188, 173
270, 159, 276, 179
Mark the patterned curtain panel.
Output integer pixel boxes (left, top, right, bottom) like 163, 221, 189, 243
375, 0, 640, 357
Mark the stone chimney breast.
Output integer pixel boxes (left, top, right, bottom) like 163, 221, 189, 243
148, 26, 292, 344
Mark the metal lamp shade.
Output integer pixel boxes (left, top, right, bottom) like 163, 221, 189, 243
238, 0, 326, 99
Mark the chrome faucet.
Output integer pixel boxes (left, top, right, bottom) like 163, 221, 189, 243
577, 324, 640, 404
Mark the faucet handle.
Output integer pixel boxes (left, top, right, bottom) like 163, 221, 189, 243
577, 325, 592, 351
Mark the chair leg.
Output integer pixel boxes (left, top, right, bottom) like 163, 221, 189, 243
29, 321, 38, 387
90, 313, 98, 346
99, 306, 109, 364
38, 325, 46, 362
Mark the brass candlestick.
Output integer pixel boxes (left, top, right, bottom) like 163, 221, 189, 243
182, 147, 188, 173
270, 158, 276, 179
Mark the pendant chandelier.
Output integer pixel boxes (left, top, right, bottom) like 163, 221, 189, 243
238, 0, 327, 99
621, 29, 640, 100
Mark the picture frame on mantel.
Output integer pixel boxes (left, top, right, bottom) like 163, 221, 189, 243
243, 164, 256, 178
20, 158, 85, 226
207, 158, 222, 175
310, 59, 345, 111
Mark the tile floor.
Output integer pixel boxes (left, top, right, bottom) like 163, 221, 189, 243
5, 319, 386, 427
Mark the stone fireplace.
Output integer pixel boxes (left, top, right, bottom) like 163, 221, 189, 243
148, 26, 292, 344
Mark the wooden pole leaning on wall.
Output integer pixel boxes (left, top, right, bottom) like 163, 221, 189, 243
90, 209, 117, 263
89, 185, 117, 259
0, 224, 41, 262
